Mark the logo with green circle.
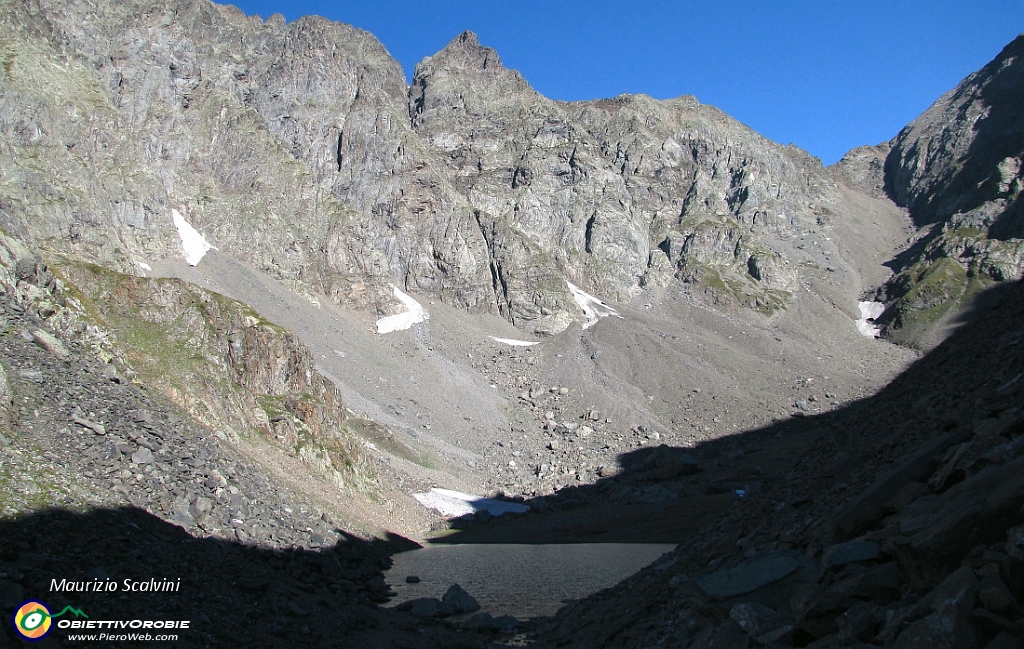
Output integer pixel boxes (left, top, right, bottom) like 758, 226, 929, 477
12, 600, 53, 641
11, 600, 88, 641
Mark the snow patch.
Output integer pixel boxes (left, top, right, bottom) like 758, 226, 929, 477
376, 286, 429, 334
137, 262, 152, 272
171, 209, 217, 266
567, 281, 622, 329
490, 336, 540, 347
856, 301, 885, 338
413, 488, 530, 518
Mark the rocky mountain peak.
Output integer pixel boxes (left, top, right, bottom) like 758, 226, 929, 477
430, 30, 502, 72
885, 34, 1024, 229
409, 30, 535, 125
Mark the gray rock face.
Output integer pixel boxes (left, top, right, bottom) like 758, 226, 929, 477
832, 144, 890, 198
877, 35, 1024, 346
6, 0, 1019, 347
0, 0, 399, 306
0, 1, 894, 336
885, 35, 1024, 232
406, 32, 826, 324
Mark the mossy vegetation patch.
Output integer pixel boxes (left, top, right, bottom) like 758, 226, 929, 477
883, 256, 997, 347
680, 259, 790, 315
45, 258, 380, 492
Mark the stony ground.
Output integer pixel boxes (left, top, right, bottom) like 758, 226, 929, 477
2, 256, 1022, 649
148, 248, 917, 537
9, 238, 1022, 649
0, 288, 496, 648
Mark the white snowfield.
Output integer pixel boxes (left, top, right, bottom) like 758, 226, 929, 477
171, 209, 217, 266
567, 281, 622, 329
489, 336, 540, 347
376, 286, 429, 334
137, 262, 152, 272
856, 301, 885, 338
413, 487, 530, 518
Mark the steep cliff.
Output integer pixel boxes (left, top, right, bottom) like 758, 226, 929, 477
0, 0, 396, 305
407, 32, 822, 322
0, 0, 907, 337
876, 35, 1024, 346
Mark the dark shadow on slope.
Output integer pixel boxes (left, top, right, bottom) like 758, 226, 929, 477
434, 279, 1024, 546
989, 186, 1024, 241
878, 223, 939, 277
0, 507, 493, 648
953, 34, 1024, 238
6, 282, 1019, 647
883, 35, 1024, 229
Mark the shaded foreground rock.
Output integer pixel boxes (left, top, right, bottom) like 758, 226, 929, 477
695, 551, 814, 600
893, 452, 1024, 588
531, 280, 1024, 648
443, 583, 482, 613
394, 583, 481, 620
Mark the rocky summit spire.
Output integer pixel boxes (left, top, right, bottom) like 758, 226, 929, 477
425, 30, 505, 72
409, 30, 533, 126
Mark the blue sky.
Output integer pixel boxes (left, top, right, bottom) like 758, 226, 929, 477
225, 1, 1021, 165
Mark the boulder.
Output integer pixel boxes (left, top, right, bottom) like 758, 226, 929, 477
30, 328, 69, 361
978, 573, 1022, 618
462, 612, 518, 633
729, 601, 787, 638
644, 444, 701, 477
820, 539, 883, 572
442, 583, 480, 613
836, 427, 971, 537
696, 551, 815, 600
132, 447, 155, 465
397, 597, 450, 618
893, 454, 1024, 587
843, 561, 902, 603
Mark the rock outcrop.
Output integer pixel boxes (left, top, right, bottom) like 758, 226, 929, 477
875, 35, 1024, 346
5, 0, 1018, 347
0, 0, 905, 336
57, 258, 378, 491
405, 31, 833, 323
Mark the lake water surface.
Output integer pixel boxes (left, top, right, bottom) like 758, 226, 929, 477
385, 543, 676, 619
